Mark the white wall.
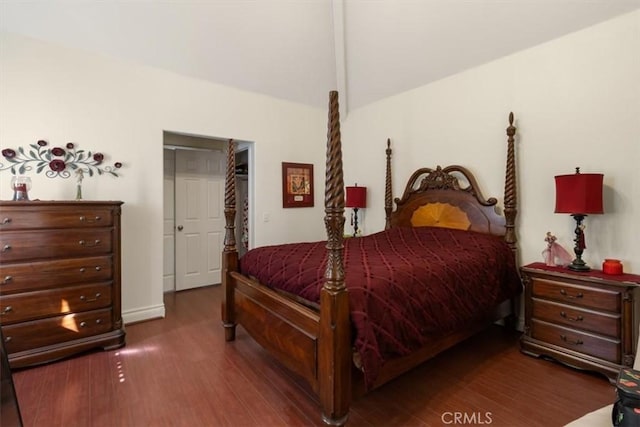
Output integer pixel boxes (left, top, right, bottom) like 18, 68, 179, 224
342, 10, 640, 273
0, 32, 329, 323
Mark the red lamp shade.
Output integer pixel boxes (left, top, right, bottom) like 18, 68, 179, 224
346, 185, 367, 209
554, 170, 604, 215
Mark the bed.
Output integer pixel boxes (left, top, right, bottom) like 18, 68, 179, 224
221, 91, 520, 425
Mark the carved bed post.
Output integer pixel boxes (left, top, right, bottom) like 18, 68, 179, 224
503, 112, 518, 254
319, 91, 351, 426
384, 139, 393, 230
503, 113, 519, 329
222, 138, 238, 342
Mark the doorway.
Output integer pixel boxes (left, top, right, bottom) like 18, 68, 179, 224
163, 132, 253, 292
235, 144, 251, 258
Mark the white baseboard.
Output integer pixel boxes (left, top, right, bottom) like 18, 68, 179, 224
123, 304, 165, 325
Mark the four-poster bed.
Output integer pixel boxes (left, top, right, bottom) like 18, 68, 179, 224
222, 91, 520, 425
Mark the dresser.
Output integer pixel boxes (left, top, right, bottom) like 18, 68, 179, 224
0, 201, 125, 368
520, 262, 640, 382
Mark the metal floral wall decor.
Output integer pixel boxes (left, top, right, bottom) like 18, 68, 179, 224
1, 139, 123, 199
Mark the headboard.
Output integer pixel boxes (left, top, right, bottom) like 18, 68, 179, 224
387, 164, 506, 236
384, 113, 518, 247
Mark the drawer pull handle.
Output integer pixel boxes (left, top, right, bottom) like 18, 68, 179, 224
79, 215, 102, 223
1, 244, 11, 252
1, 217, 11, 225
2, 275, 12, 284
80, 292, 101, 302
560, 335, 583, 346
79, 268, 86, 273
560, 289, 583, 299
79, 239, 101, 247
96, 319, 102, 324
80, 321, 87, 328
560, 311, 584, 322
4, 336, 11, 343
95, 266, 101, 271
1, 306, 13, 315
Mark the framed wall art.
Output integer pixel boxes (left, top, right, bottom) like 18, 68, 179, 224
282, 162, 314, 208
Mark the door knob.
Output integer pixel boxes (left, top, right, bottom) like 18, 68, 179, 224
177, 225, 184, 231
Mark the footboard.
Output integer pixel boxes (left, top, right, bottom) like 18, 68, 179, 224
230, 271, 321, 391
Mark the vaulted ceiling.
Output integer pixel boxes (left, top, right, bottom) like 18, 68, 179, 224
1, 1, 639, 112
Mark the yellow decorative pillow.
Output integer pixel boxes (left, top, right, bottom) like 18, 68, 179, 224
410, 202, 471, 230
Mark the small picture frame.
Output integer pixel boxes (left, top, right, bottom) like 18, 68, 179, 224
282, 162, 314, 208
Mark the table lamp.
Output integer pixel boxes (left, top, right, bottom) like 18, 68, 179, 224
554, 167, 604, 271
346, 184, 367, 236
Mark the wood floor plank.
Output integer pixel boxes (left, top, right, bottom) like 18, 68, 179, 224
27, 361, 70, 426
207, 355, 293, 426
11, 285, 616, 427
58, 351, 92, 426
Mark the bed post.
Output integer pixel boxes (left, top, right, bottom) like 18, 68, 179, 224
319, 91, 351, 426
503, 113, 519, 329
222, 138, 238, 342
503, 112, 518, 253
384, 139, 393, 230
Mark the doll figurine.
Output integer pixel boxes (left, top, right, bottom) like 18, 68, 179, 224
542, 232, 573, 267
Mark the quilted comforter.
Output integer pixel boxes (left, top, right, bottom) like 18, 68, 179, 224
238, 226, 522, 388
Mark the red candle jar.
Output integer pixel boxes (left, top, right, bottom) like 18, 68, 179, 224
602, 259, 623, 275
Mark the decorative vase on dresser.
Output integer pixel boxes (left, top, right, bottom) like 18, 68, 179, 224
520, 262, 640, 383
0, 201, 125, 368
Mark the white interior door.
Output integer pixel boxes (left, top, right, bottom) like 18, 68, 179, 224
163, 149, 176, 292
175, 149, 225, 291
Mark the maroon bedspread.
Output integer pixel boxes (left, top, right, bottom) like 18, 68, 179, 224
238, 226, 522, 388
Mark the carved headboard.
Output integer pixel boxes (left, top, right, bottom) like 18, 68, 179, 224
383, 113, 517, 244
387, 165, 506, 237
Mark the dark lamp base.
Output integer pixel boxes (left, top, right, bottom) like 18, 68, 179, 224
567, 214, 591, 273
568, 261, 591, 272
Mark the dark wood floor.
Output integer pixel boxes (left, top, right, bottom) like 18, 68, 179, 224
13, 285, 614, 427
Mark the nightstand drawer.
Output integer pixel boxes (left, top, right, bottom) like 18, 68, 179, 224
531, 319, 620, 364
532, 277, 620, 312
532, 298, 620, 338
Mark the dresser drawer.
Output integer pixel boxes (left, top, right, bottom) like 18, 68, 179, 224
0, 207, 113, 230
532, 277, 620, 312
2, 308, 113, 354
0, 282, 112, 325
0, 255, 112, 294
532, 298, 620, 338
531, 319, 620, 363
0, 229, 113, 262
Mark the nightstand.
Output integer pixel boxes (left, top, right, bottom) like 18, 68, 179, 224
520, 262, 640, 382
